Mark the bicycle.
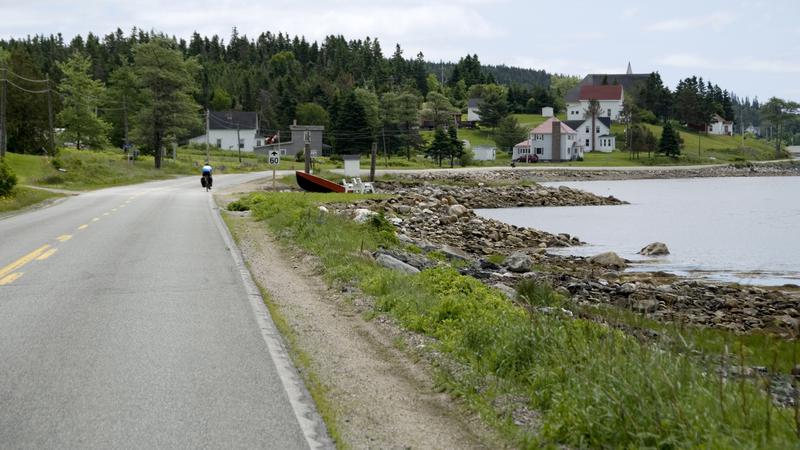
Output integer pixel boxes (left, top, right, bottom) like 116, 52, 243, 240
201, 173, 213, 191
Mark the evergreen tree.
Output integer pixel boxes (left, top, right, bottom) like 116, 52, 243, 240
105, 64, 141, 147
493, 115, 527, 154
447, 126, 463, 167
475, 84, 509, 128
658, 121, 680, 157
131, 38, 201, 168
425, 126, 449, 166
56, 52, 111, 149
331, 91, 372, 154
5, 48, 50, 154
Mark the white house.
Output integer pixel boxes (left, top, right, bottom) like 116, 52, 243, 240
541, 106, 554, 117
190, 111, 262, 151
708, 114, 733, 136
564, 117, 615, 152
513, 118, 580, 162
467, 98, 481, 122
566, 85, 624, 121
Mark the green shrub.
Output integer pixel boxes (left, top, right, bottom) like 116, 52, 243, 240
0, 159, 18, 196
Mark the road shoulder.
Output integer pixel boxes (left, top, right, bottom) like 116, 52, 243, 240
222, 209, 494, 449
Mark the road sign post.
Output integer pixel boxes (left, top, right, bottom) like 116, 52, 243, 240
269, 150, 280, 191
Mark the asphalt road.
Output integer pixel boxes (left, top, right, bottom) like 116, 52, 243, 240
0, 172, 329, 449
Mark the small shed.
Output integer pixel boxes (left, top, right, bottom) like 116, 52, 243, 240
541, 107, 554, 117
343, 154, 361, 178
472, 146, 496, 161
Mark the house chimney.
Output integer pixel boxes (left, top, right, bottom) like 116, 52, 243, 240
552, 119, 561, 162
293, 119, 297, 126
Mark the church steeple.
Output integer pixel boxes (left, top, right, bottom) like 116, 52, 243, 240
626, 61, 633, 75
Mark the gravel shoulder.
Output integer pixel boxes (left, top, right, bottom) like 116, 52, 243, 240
216, 184, 496, 449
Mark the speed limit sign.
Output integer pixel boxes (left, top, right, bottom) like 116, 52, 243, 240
268, 150, 280, 165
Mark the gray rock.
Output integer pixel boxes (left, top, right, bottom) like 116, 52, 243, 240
589, 251, 627, 269
440, 245, 469, 261
504, 251, 533, 273
448, 204, 469, 217
639, 242, 670, 256
492, 283, 516, 299
375, 253, 420, 274
353, 208, 378, 223
633, 299, 659, 313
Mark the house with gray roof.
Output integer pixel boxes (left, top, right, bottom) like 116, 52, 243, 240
190, 111, 263, 151
564, 117, 616, 152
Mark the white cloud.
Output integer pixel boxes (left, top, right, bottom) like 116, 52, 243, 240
648, 12, 736, 32
659, 53, 800, 74
622, 7, 639, 19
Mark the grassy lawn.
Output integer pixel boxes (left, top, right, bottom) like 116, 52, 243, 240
0, 186, 64, 214
227, 191, 799, 448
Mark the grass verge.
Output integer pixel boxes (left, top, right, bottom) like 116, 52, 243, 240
0, 187, 64, 214
229, 191, 800, 449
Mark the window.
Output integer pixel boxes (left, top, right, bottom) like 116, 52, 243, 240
586, 139, 590, 146
535, 148, 543, 155
607, 109, 611, 117
239, 138, 245, 149
256, 139, 262, 146
596, 126, 600, 133
585, 126, 589, 133
216, 138, 222, 148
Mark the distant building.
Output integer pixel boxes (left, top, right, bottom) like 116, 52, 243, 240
564, 117, 615, 152
541, 106, 554, 117
467, 98, 481, 122
708, 114, 733, 136
190, 111, 262, 151
254, 124, 325, 157
471, 146, 496, 161
514, 118, 580, 162
566, 85, 625, 121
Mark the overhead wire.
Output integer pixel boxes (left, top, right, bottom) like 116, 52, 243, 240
0, 77, 51, 94
0, 67, 50, 84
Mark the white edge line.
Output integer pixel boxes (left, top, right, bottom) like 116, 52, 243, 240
208, 194, 333, 450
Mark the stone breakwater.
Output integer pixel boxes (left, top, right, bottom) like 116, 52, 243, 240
392, 160, 800, 183
334, 181, 800, 335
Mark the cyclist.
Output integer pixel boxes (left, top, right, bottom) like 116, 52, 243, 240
201, 162, 213, 189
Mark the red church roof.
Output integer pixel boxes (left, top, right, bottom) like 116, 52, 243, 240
578, 85, 623, 101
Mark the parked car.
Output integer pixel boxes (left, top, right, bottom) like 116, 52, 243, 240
514, 154, 539, 163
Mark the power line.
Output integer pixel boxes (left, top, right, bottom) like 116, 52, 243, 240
0, 78, 51, 94
0, 67, 49, 84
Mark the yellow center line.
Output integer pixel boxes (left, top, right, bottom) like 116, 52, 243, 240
36, 248, 58, 260
0, 244, 51, 279
119, 205, 126, 208
56, 234, 72, 242
78, 224, 89, 230
0, 272, 23, 286
92, 217, 100, 222
112, 208, 117, 212
103, 212, 109, 216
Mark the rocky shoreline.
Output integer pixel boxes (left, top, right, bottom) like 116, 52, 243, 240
389, 160, 800, 183
332, 179, 800, 336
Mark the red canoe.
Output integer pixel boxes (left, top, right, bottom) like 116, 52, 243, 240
295, 171, 345, 193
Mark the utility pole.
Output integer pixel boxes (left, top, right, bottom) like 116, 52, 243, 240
123, 96, 130, 163
381, 126, 387, 166
0, 67, 7, 158
205, 109, 210, 162
303, 130, 311, 174
46, 74, 55, 157
236, 122, 241, 163
370, 141, 377, 182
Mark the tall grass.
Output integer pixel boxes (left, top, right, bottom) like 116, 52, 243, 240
234, 191, 800, 448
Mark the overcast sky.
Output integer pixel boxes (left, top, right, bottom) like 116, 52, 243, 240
2, 0, 798, 101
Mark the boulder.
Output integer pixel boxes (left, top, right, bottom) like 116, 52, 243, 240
374, 253, 420, 274
589, 251, 627, 269
448, 204, 469, 217
639, 242, 670, 256
492, 283, 516, 299
440, 245, 469, 261
504, 251, 533, 273
353, 208, 378, 224
633, 299, 659, 313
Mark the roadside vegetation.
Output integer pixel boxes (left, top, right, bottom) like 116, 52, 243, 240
228, 191, 800, 449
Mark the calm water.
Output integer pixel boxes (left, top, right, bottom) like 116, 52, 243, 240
476, 177, 800, 286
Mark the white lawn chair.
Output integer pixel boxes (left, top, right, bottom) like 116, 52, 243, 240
355, 177, 375, 193
342, 178, 355, 193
